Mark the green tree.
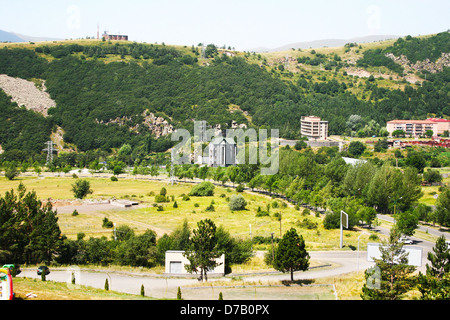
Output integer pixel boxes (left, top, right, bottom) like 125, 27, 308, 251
417, 236, 450, 299
435, 187, 450, 227
348, 141, 366, 157
4, 163, 18, 180
0, 183, 63, 264
189, 182, 215, 197
423, 169, 443, 184
183, 219, 222, 282
361, 228, 416, 300
71, 179, 93, 199
115, 230, 157, 267
366, 164, 402, 214
425, 235, 450, 279
394, 210, 419, 237
273, 228, 310, 281
405, 152, 426, 173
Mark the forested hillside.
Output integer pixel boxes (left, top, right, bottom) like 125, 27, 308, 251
0, 32, 448, 160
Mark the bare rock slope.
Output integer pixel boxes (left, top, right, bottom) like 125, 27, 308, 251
0, 74, 56, 116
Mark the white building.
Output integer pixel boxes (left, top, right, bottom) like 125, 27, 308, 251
342, 157, 367, 166
301, 116, 328, 140
165, 251, 225, 276
208, 137, 237, 167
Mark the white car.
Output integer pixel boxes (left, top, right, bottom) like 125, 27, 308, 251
399, 237, 413, 245
446, 240, 450, 249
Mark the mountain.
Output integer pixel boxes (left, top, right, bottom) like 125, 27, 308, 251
11, 32, 62, 42
0, 32, 448, 161
0, 29, 62, 43
250, 35, 400, 52
0, 30, 25, 43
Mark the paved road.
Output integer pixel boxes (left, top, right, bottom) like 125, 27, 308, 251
378, 214, 450, 241
17, 214, 447, 299
18, 250, 373, 299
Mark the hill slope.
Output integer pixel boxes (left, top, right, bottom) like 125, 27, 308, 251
0, 32, 448, 161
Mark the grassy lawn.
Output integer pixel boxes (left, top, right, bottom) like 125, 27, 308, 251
12, 277, 153, 300
0, 175, 378, 250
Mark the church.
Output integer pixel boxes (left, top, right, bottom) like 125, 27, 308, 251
207, 136, 237, 167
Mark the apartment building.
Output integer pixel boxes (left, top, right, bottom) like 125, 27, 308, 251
386, 118, 450, 137
301, 116, 328, 140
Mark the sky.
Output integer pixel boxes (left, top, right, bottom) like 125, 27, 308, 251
0, 0, 448, 50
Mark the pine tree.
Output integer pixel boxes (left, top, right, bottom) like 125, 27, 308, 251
177, 287, 182, 300
141, 284, 145, 297
417, 236, 450, 299
104, 278, 109, 291
273, 228, 310, 281
426, 235, 450, 279
183, 219, 221, 282
361, 227, 416, 300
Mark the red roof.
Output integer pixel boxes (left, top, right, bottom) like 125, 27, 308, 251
427, 118, 450, 122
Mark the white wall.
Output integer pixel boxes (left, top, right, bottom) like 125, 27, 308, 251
165, 251, 225, 275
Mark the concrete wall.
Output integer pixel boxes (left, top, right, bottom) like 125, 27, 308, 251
165, 251, 225, 276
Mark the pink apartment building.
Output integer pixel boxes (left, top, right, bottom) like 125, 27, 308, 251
386, 118, 450, 137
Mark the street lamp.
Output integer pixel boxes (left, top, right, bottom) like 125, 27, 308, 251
271, 232, 275, 262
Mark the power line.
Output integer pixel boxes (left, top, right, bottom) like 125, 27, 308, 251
43, 141, 56, 164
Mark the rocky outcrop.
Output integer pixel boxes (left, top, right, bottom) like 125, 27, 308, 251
0, 74, 55, 116
96, 110, 174, 138
385, 52, 450, 74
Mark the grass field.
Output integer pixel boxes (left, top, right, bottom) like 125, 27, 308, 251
0, 175, 379, 250
13, 277, 153, 300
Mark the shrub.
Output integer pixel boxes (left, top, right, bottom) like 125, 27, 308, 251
110, 176, 118, 181
229, 194, 247, 211
173, 201, 178, 208
71, 179, 93, 199
72, 209, 79, 216
189, 182, 215, 196
256, 210, 269, 217
297, 218, 318, 229
236, 184, 244, 192
302, 208, 311, 216
102, 217, 114, 228
155, 194, 169, 203
205, 201, 215, 212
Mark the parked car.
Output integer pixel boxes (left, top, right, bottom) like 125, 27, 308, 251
399, 237, 413, 245
2, 264, 21, 275
37, 266, 50, 276
446, 240, 450, 249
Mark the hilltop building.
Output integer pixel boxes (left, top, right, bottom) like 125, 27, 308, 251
301, 116, 328, 140
386, 118, 450, 137
102, 31, 128, 41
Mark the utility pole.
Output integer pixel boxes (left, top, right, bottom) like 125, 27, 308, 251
169, 149, 176, 185
43, 141, 56, 165
271, 232, 275, 262
340, 210, 348, 249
